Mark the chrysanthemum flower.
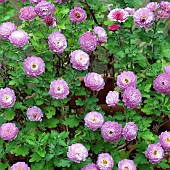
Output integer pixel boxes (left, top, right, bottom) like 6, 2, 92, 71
118, 159, 136, 170
124, 7, 135, 15
81, 163, 98, 170
93, 26, 107, 44
10, 162, 30, 170
30, 0, 42, 4
160, 1, 170, 13
106, 91, 119, 107
43, 15, 56, 28
164, 65, 170, 75
146, 2, 159, 12
19, 6, 36, 21
157, 10, 169, 20
159, 131, 170, 151
26, 106, 43, 121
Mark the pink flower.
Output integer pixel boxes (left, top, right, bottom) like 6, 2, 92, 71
93, 26, 107, 44
26, 106, 43, 121
108, 24, 120, 31
0, 0, 5, 3
124, 7, 135, 15
10, 162, 30, 170
159, 131, 170, 151
30, 0, 42, 4
164, 65, 170, 75
106, 91, 119, 107
160, 1, 170, 13
43, 15, 56, 28
82, 163, 99, 170
118, 159, 136, 170
19, 6, 36, 21
157, 10, 169, 20
146, 2, 159, 12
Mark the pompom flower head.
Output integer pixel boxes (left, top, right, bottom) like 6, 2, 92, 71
159, 131, 170, 151
93, 26, 107, 44
106, 91, 119, 107
49, 80, 70, 100
69, 7, 87, 23
145, 144, 164, 164
96, 153, 114, 170
10, 162, 30, 170
123, 122, 138, 141
43, 15, 56, 28
146, 2, 159, 12
84, 111, 104, 131
19, 6, 36, 21
79, 32, 97, 52
118, 159, 136, 170
160, 1, 170, 13
67, 143, 88, 163
157, 10, 169, 20
0, 22, 17, 40
26, 106, 43, 121
82, 163, 98, 170
84, 72, 105, 91
101, 121, 122, 142
70, 50, 90, 70
0, 88, 16, 108
0, 123, 18, 141
23, 56, 45, 78
48, 32, 67, 54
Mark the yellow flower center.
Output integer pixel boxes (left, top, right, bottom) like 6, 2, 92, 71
154, 150, 157, 155
166, 138, 170, 143
125, 78, 129, 83
103, 159, 108, 164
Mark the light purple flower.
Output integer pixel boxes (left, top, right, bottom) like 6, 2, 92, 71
133, 8, 154, 28
124, 7, 135, 15
67, 143, 88, 163
79, 32, 97, 52
0, 63, 2, 70
49, 80, 70, 100
118, 159, 136, 170
10, 162, 30, 170
84, 72, 105, 91
107, 8, 129, 22
70, 50, 90, 70
101, 121, 122, 142
48, 32, 67, 54
0, 22, 17, 40
0, 88, 16, 108
9, 30, 29, 47
30, 0, 43, 4
82, 163, 99, 170
123, 122, 138, 141
146, 2, 159, 12
94, 26, 107, 44
164, 65, 170, 75
0, 0, 5, 3
157, 10, 169, 20
19, 6, 36, 21
106, 91, 119, 107
34, 1, 55, 19
96, 153, 114, 170
107, 4, 113, 12
54, 0, 66, 3
160, 1, 170, 13
153, 73, 170, 94
69, 7, 87, 23
117, 71, 137, 91
84, 111, 104, 131
23, 56, 45, 78
159, 131, 170, 151
0, 123, 18, 141
145, 144, 164, 164
43, 15, 56, 28
122, 87, 142, 109
26, 106, 43, 121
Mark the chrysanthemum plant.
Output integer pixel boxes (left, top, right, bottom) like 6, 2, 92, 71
0, 0, 170, 170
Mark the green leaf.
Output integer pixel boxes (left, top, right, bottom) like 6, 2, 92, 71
29, 153, 42, 162
75, 98, 84, 106
14, 102, 26, 110
10, 145, 29, 157
44, 118, 59, 128
44, 106, 56, 119
3, 109, 15, 121
63, 115, 80, 128
91, 141, 104, 154
54, 159, 71, 167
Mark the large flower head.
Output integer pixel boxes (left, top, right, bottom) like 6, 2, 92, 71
159, 131, 170, 151
70, 50, 90, 70
160, 1, 170, 13
145, 144, 164, 164
118, 159, 136, 170
9, 30, 29, 47
123, 122, 138, 141
49, 80, 70, 100
34, 1, 55, 19
0, 22, 17, 40
146, 2, 159, 12
107, 8, 129, 22
133, 8, 154, 28
10, 162, 30, 170
48, 32, 67, 54
101, 121, 122, 142
67, 143, 88, 163
0, 88, 16, 108
19, 6, 36, 21
82, 163, 99, 170
0, 123, 18, 141
26, 106, 43, 122
106, 91, 119, 107
96, 153, 114, 170
84, 72, 105, 91
93, 26, 107, 44
157, 10, 169, 20
117, 71, 137, 91
30, 0, 43, 4
79, 32, 97, 52
153, 73, 170, 94
43, 15, 56, 28
84, 111, 104, 131
69, 7, 87, 23
122, 87, 142, 109
23, 56, 45, 78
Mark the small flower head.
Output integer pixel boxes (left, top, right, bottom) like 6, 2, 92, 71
19, 6, 36, 21
164, 65, 170, 75
123, 122, 138, 141
84, 111, 104, 131
54, 0, 66, 3
70, 50, 90, 70
133, 8, 154, 28
159, 131, 170, 151
26, 106, 43, 121
108, 24, 120, 31
82, 163, 99, 170
0, 22, 17, 40
101, 121, 122, 142
67, 143, 88, 163
153, 73, 170, 94
122, 87, 142, 109
146, 2, 159, 12
49, 80, 70, 100
107, 8, 129, 22
10, 162, 30, 170
0, 88, 16, 108
118, 159, 136, 170
43, 15, 56, 28
106, 91, 119, 107
157, 10, 169, 20
124, 7, 135, 15
84, 72, 105, 91
0, 123, 18, 141
96, 153, 114, 170
48, 32, 67, 54
69, 7, 87, 23
94, 26, 107, 44
0, 0, 5, 3
79, 32, 97, 52
160, 1, 170, 13
145, 144, 164, 164
30, 0, 43, 4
